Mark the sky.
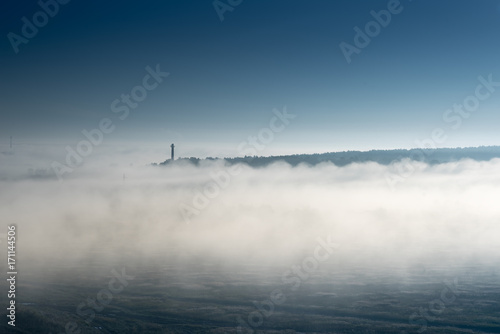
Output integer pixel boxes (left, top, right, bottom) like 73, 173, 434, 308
1, 0, 500, 160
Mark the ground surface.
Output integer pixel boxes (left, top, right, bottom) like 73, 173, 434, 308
1, 259, 499, 334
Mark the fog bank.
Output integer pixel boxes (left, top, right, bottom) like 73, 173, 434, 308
1, 149, 499, 273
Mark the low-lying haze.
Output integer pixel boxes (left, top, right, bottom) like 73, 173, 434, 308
1, 147, 499, 276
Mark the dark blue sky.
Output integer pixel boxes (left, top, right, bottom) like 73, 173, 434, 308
2, 0, 500, 157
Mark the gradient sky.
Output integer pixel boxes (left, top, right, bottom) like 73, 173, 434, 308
1, 0, 500, 158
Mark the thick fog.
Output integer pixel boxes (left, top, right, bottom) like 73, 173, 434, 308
1, 146, 500, 273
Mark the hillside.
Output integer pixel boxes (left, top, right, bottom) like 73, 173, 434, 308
157, 146, 500, 167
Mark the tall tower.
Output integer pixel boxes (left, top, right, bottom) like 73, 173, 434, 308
170, 143, 175, 160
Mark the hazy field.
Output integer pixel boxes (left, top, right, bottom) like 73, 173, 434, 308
1, 151, 500, 333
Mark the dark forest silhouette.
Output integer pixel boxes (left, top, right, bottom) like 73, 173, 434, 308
157, 146, 500, 167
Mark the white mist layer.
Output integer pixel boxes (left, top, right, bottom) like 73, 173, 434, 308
1, 147, 500, 271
